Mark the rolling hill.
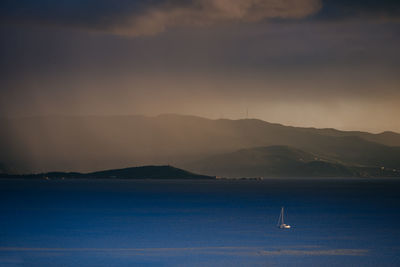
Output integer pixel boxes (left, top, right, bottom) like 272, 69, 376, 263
1, 165, 215, 180
1, 114, 399, 177
182, 146, 400, 178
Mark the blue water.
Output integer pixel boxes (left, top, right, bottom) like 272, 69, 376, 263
1, 178, 400, 266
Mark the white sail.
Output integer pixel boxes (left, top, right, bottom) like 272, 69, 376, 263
278, 207, 291, 229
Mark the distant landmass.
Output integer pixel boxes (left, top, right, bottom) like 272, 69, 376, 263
184, 146, 400, 178
1, 114, 400, 178
0, 165, 215, 180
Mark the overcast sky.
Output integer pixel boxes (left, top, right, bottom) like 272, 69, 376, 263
1, 0, 399, 133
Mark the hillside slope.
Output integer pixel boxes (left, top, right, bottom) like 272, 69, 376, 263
1, 114, 399, 173
1, 165, 215, 180
182, 146, 400, 178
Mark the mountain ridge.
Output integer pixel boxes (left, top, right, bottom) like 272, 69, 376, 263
1, 114, 400, 175
182, 145, 400, 178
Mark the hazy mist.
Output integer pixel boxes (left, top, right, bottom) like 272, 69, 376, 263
1, 0, 400, 173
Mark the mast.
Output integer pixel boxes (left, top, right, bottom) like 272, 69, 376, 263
277, 208, 282, 226
277, 206, 291, 229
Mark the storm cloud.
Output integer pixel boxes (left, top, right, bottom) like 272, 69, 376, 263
111, 0, 322, 36
314, 0, 400, 21
2, 1, 400, 36
0, 0, 399, 133
1, 0, 322, 36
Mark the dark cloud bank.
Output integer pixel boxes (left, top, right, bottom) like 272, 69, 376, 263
1, 0, 399, 36
0, 0, 399, 133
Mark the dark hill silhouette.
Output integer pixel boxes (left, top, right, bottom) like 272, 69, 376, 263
1, 165, 215, 180
1, 114, 399, 175
88, 165, 213, 179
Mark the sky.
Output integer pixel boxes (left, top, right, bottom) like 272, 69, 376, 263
1, 0, 399, 133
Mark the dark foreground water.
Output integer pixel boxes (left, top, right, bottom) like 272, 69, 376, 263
1, 178, 400, 267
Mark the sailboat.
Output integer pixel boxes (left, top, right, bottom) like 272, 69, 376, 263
277, 207, 291, 229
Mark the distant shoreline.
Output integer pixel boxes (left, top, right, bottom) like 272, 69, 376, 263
1, 176, 399, 181
1, 163, 399, 180
0, 165, 215, 180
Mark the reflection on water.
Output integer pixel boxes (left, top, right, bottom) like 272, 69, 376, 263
1, 178, 400, 266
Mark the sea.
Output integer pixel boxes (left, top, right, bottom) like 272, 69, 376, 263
1, 178, 400, 266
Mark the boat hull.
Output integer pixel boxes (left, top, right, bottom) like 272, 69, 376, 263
279, 224, 291, 229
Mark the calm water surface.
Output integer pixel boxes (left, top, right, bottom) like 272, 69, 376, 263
1, 178, 400, 266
